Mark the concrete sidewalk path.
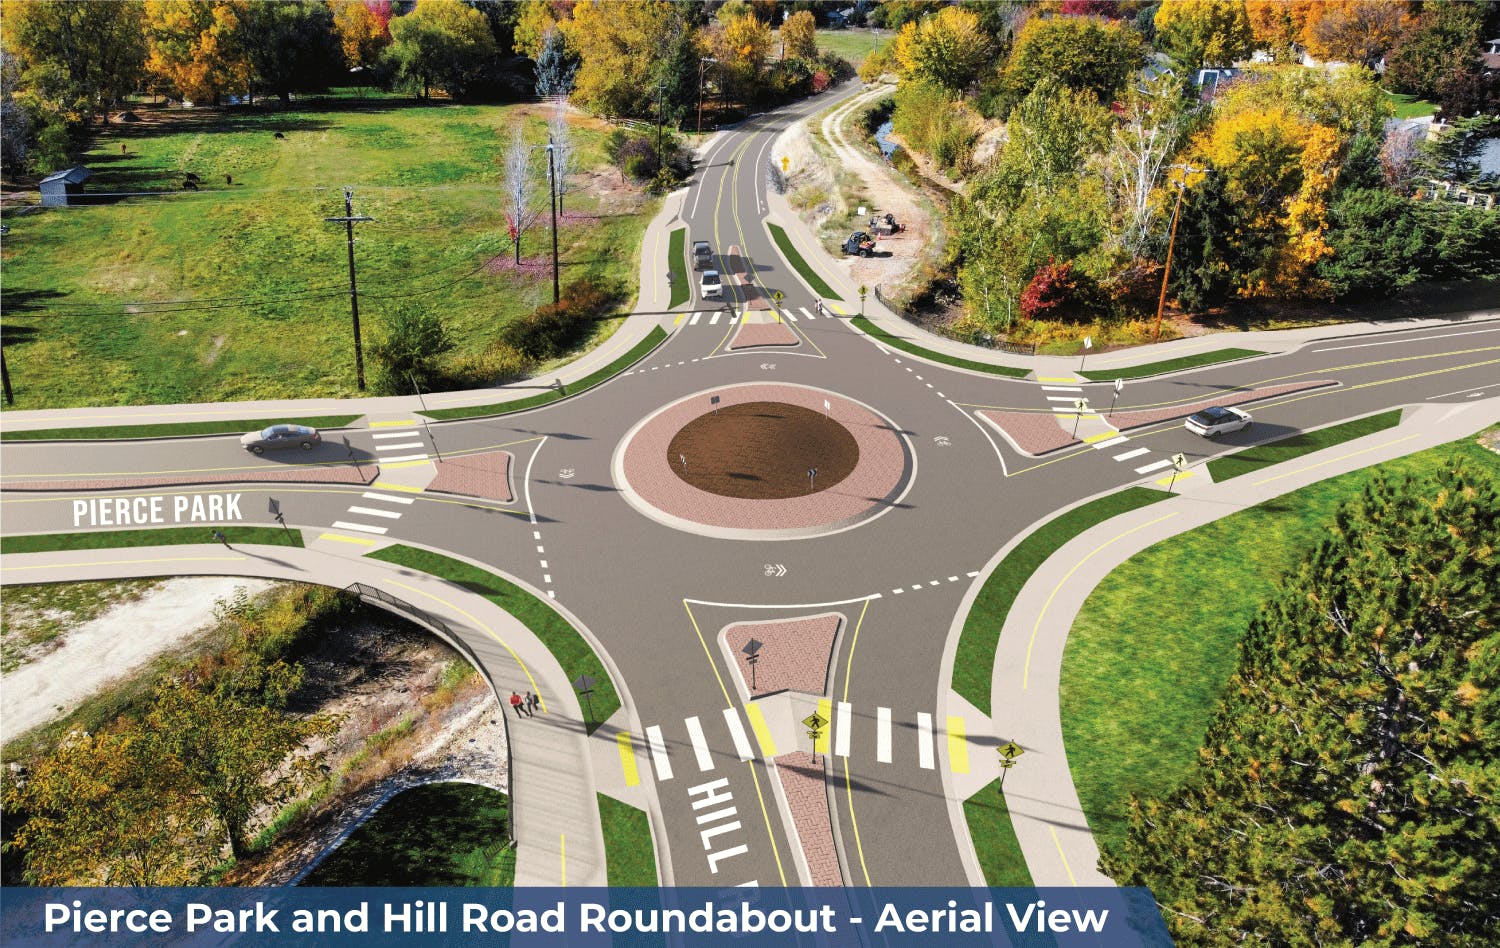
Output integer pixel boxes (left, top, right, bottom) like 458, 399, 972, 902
0, 540, 616, 887
978, 396, 1500, 887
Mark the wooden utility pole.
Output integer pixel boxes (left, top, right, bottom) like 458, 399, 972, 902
325, 188, 374, 390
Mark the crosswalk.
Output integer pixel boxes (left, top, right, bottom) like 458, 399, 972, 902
674, 306, 827, 327
322, 424, 432, 540
621, 702, 971, 787
1032, 380, 1185, 478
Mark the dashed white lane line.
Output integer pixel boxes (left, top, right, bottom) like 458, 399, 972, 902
1135, 458, 1174, 474
533, 531, 541, 540
967, 571, 979, 577
372, 431, 421, 440
877, 707, 892, 763
331, 520, 388, 535
645, 725, 674, 782
543, 574, 552, 584
723, 708, 755, 761
539, 560, 549, 569
536, 545, 545, 553
928, 580, 941, 586
346, 506, 402, 519
362, 492, 415, 504
948, 575, 959, 582
685, 716, 715, 772
892, 588, 904, 594
372, 453, 428, 463
916, 712, 935, 770
1114, 447, 1150, 461
834, 701, 853, 758
910, 585, 923, 591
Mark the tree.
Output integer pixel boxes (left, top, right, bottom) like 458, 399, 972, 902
1104, 465, 1500, 945
369, 304, 457, 393
1104, 86, 1191, 260
1301, 0, 1409, 67
717, 12, 775, 104
561, 0, 671, 118
1435, 54, 1500, 119
547, 101, 578, 216
385, 0, 499, 100
1334, 132, 1385, 195
4, 726, 209, 885
891, 5, 994, 92
331, 0, 390, 72
1418, 114, 1500, 184
1153, 0, 1253, 71
1019, 258, 1104, 322
1213, 63, 1391, 139
145, 664, 338, 860
781, 10, 818, 61
500, 122, 542, 265
1318, 188, 1430, 297
533, 27, 577, 96
891, 76, 981, 173
241, 0, 338, 106
1384, 2, 1486, 100
512, 0, 561, 58
4, 0, 147, 123
1167, 168, 1243, 310
1002, 14, 1146, 106
144, 0, 254, 104
1245, 0, 1316, 60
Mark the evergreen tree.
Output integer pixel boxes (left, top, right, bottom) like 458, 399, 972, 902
1166, 169, 1240, 312
1335, 132, 1385, 196
533, 27, 577, 97
1104, 465, 1500, 945
1318, 188, 1430, 298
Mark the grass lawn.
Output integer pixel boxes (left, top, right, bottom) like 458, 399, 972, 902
1384, 90, 1438, 119
1079, 347, 1265, 382
767, 222, 842, 300
421, 325, 666, 421
1207, 410, 1404, 481
366, 545, 619, 732
1062, 432, 1500, 858
667, 228, 689, 309
0, 525, 301, 555
964, 779, 1033, 887
597, 793, 658, 886
814, 28, 891, 67
0, 414, 360, 442
852, 316, 1031, 378
0, 91, 655, 410
952, 488, 1165, 712
300, 782, 515, 886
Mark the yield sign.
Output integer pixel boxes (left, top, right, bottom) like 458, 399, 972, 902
999, 741, 1025, 760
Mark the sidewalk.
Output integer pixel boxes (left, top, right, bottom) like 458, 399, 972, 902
0, 541, 611, 887
975, 395, 1500, 887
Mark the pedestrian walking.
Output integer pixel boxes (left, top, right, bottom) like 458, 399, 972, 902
211, 529, 230, 548
510, 691, 525, 718
526, 691, 540, 716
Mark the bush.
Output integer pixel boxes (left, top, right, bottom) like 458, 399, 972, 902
368, 305, 456, 395
436, 344, 534, 391
500, 278, 620, 361
1019, 258, 1107, 323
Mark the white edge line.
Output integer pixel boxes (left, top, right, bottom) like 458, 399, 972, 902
524, 435, 548, 525
949, 399, 1010, 476
684, 593, 882, 609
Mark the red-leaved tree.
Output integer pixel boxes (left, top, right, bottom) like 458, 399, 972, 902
1019, 258, 1103, 322
1059, 0, 1121, 18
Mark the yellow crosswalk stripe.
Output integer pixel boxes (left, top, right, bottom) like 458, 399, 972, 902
371, 480, 423, 493
1083, 431, 1123, 444
369, 419, 415, 427
1154, 470, 1197, 486
815, 698, 831, 755
745, 702, 778, 757
617, 732, 640, 787
317, 533, 376, 546
946, 716, 969, 774
1037, 376, 1077, 383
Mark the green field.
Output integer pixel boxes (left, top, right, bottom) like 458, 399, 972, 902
667, 228, 689, 309
598, 793, 658, 886
1383, 90, 1438, 119
0, 525, 301, 555
814, 28, 891, 67
1062, 431, 1500, 858
0, 92, 655, 409
767, 222, 841, 300
300, 782, 515, 886
367, 545, 620, 733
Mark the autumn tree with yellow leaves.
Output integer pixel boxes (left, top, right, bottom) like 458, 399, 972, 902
143, 0, 254, 104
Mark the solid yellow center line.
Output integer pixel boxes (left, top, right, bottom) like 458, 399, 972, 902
681, 600, 733, 705
842, 757, 873, 886
947, 716, 969, 774
1251, 434, 1420, 487
1024, 513, 1180, 688
616, 732, 640, 787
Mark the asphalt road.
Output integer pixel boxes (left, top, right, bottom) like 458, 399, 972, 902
3, 82, 1499, 888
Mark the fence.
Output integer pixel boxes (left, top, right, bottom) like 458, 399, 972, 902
342, 581, 515, 844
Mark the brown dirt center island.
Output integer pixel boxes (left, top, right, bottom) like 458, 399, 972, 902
666, 401, 859, 499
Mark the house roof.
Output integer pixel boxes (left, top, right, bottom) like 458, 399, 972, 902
40, 165, 91, 185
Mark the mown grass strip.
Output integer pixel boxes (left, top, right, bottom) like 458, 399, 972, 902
299, 782, 516, 886
1079, 347, 1264, 382
964, 778, 1034, 887
0, 415, 362, 442
767, 222, 841, 300
598, 793, 659, 886
366, 545, 619, 733
852, 316, 1030, 377
1, 526, 302, 555
667, 227, 690, 309
1063, 433, 1499, 860
1206, 410, 1403, 481
421, 327, 667, 421
952, 487, 1166, 712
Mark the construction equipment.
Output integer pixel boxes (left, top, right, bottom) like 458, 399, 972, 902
842, 232, 877, 257
869, 212, 902, 236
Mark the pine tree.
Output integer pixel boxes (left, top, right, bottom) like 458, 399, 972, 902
1103, 464, 1500, 946
533, 27, 576, 98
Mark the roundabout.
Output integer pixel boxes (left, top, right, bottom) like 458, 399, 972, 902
612, 382, 913, 540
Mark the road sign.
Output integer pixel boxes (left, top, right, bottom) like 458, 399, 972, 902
572, 674, 596, 694
781, 155, 789, 172
1172, 453, 1188, 470
999, 741, 1024, 760
742, 638, 764, 657
1115, 377, 1124, 393
802, 712, 828, 731
1000, 758, 1016, 769
823, 398, 831, 415
711, 395, 721, 413
1074, 399, 1088, 412
268, 498, 280, 516
1083, 336, 1092, 349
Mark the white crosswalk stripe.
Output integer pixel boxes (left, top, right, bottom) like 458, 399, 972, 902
375, 441, 424, 451
709, 311, 721, 324
330, 520, 388, 535
1135, 458, 1173, 474
690, 311, 702, 325
723, 708, 755, 761
799, 307, 815, 320
917, 712, 935, 770
1091, 436, 1128, 449
1114, 447, 1150, 461
877, 707, 892, 763
362, 492, 415, 504
373, 453, 428, 463
1040, 385, 1083, 392
784, 311, 798, 322
834, 701, 853, 758
346, 506, 401, 519
685, 716, 714, 772
372, 431, 420, 439
645, 725, 673, 781
1045, 396, 1078, 402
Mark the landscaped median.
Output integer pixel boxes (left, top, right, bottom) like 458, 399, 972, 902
0, 525, 302, 554
420, 327, 667, 422
0, 415, 362, 443
851, 317, 1030, 377
364, 545, 619, 734
1206, 409, 1403, 481
598, 793, 659, 886
767, 222, 841, 301
1078, 347, 1265, 382
667, 228, 690, 309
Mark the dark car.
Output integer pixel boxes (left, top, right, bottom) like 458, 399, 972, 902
693, 240, 714, 270
241, 424, 322, 453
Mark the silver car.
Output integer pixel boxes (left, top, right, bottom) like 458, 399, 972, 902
241, 424, 322, 453
1184, 406, 1251, 438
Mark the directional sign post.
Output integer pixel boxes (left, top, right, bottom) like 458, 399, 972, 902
1168, 452, 1188, 492
573, 674, 597, 730
711, 394, 721, 414
823, 398, 831, 418
1110, 377, 1123, 416
858, 285, 868, 318
808, 467, 818, 493
268, 497, 288, 535
1080, 335, 1092, 372
803, 711, 828, 763
1072, 398, 1090, 438
998, 740, 1024, 791
742, 638, 763, 692
680, 453, 688, 473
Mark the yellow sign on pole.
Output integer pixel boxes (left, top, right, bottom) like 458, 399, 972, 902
781, 155, 790, 172
1000, 741, 1025, 760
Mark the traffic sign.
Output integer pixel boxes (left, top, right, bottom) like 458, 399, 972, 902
999, 741, 1024, 760
1172, 453, 1188, 470
781, 155, 790, 172
802, 712, 827, 731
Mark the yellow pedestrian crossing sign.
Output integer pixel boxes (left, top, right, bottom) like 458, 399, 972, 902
802, 712, 828, 731
999, 741, 1024, 760
781, 155, 790, 172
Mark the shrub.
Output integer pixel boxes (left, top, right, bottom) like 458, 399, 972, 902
369, 305, 456, 395
437, 344, 534, 391
500, 278, 619, 360
1019, 258, 1106, 323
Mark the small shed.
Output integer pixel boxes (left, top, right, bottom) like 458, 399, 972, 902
39, 165, 91, 207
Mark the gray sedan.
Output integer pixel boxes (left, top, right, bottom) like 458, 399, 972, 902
240, 424, 322, 454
